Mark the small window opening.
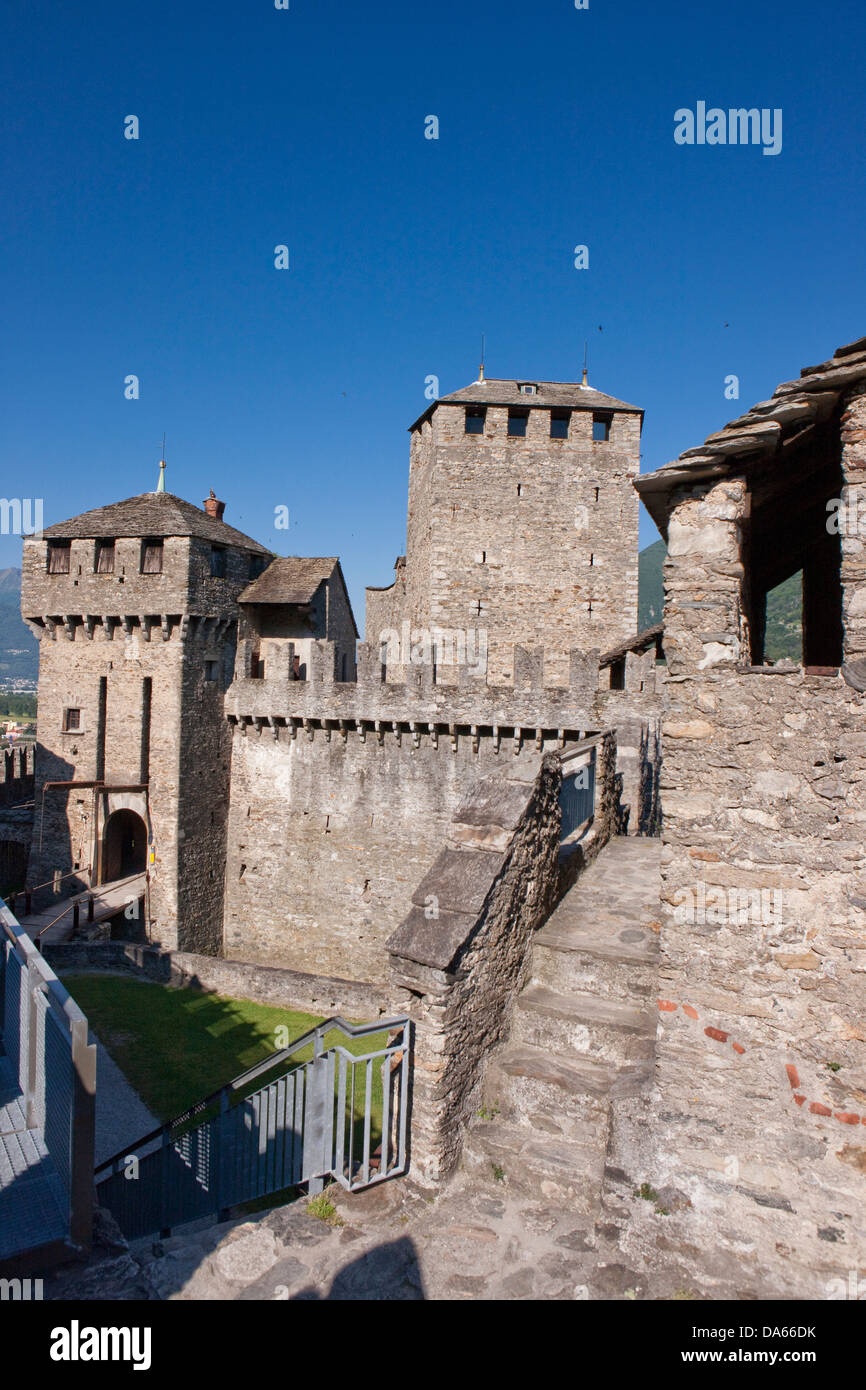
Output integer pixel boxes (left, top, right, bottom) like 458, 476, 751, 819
48, 541, 70, 574
210, 546, 227, 578
592, 414, 611, 442
609, 658, 625, 690
95, 540, 115, 574
465, 407, 486, 434
594, 486, 600, 502
141, 539, 164, 574
519, 383, 537, 395
508, 409, 528, 437
204, 660, 219, 682
589, 553, 594, 566
63, 707, 81, 732
550, 410, 570, 439
517, 483, 525, 498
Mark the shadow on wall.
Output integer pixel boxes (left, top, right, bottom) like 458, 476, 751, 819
638, 722, 662, 837
27, 745, 78, 909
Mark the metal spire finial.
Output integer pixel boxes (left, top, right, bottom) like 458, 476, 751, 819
156, 434, 166, 492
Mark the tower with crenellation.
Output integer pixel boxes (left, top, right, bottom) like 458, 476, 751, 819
365, 370, 643, 684
20, 474, 272, 951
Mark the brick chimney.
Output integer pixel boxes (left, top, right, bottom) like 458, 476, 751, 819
203, 489, 225, 522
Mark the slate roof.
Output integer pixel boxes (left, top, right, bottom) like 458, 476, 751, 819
41, 492, 271, 554
636, 334, 866, 536
409, 378, 643, 431
238, 557, 359, 635
599, 624, 664, 667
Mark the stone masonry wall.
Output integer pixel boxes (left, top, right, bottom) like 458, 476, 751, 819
387, 743, 616, 1182
367, 402, 640, 685
223, 718, 549, 985
650, 392, 866, 1297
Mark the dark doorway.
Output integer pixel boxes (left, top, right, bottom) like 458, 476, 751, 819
103, 809, 147, 882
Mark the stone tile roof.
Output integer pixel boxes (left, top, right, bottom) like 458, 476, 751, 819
41, 492, 271, 553
636, 334, 866, 534
238, 557, 359, 636
238, 556, 340, 605
409, 378, 643, 430
599, 624, 664, 667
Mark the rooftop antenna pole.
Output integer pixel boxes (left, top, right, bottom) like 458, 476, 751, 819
582, 341, 588, 388
479, 333, 485, 383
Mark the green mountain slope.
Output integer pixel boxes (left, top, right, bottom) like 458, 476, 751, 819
637, 542, 802, 663
0, 568, 38, 686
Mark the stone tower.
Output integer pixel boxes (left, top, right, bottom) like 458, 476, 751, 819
365, 374, 643, 684
21, 485, 271, 951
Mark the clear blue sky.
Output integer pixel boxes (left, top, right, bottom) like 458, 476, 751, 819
2, 0, 863, 622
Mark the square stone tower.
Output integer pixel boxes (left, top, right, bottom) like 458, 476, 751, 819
365, 374, 643, 683
21, 487, 272, 952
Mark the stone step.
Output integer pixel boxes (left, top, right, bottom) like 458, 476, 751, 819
483, 1042, 650, 1131
461, 1120, 605, 1207
535, 919, 659, 966
530, 941, 658, 1004
512, 984, 656, 1063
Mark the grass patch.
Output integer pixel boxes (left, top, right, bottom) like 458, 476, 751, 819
60, 973, 390, 1159
307, 1190, 343, 1226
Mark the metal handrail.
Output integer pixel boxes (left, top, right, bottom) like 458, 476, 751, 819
3, 866, 84, 907
94, 1014, 408, 1176
32, 875, 144, 942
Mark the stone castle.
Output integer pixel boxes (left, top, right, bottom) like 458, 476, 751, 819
17, 342, 866, 1298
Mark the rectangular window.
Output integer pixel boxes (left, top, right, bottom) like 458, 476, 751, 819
592, 413, 611, 442
141, 539, 163, 574
204, 660, 219, 682
519, 384, 537, 395
465, 408, 486, 435
48, 542, 70, 574
63, 707, 81, 732
508, 410, 528, 437
210, 546, 227, 578
550, 411, 570, 439
95, 540, 115, 573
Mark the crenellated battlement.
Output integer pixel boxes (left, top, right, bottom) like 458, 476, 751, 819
225, 637, 662, 737
0, 743, 35, 807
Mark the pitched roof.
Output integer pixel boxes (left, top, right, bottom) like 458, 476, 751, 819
636, 334, 866, 535
238, 557, 359, 636
41, 492, 271, 553
409, 378, 643, 430
238, 556, 338, 604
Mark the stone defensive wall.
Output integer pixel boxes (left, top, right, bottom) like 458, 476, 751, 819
0, 744, 34, 808
222, 639, 658, 990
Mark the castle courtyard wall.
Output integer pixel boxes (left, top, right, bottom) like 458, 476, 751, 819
650, 389, 866, 1296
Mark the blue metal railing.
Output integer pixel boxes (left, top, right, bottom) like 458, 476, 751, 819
559, 748, 597, 839
94, 1015, 411, 1240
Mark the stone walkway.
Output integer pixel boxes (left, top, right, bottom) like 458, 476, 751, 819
17, 872, 146, 946
48, 836, 693, 1301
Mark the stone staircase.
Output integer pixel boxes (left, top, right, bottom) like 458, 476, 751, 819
461, 836, 662, 1218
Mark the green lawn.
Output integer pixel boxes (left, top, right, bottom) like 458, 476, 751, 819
60, 973, 390, 1136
